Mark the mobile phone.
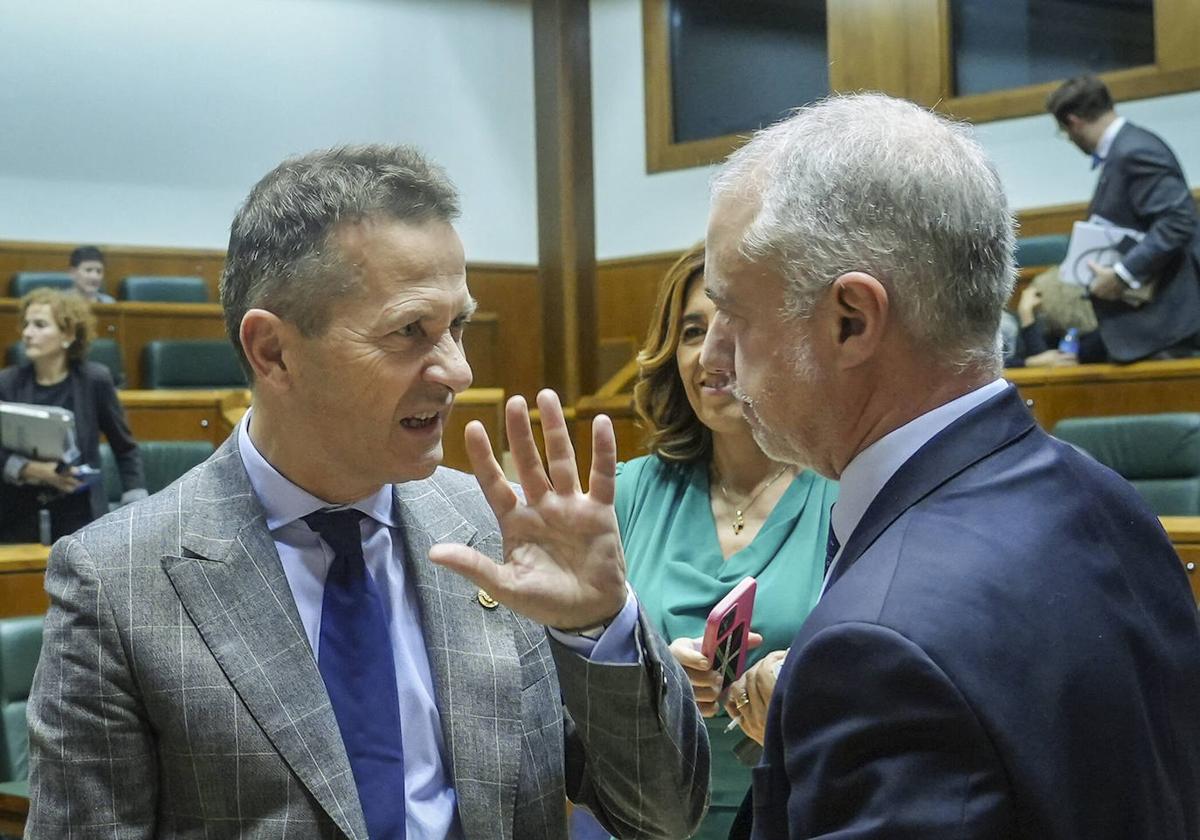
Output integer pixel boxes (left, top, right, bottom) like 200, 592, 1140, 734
701, 577, 757, 690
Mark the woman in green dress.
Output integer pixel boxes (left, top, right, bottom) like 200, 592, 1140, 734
613, 245, 836, 839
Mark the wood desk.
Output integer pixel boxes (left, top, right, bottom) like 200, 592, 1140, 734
119, 388, 248, 446
1006, 358, 1200, 432
0, 784, 28, 837
0, 544, 50, 618
1161, 517, 1200, 605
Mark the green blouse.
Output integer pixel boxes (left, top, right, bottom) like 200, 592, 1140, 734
616, 455, 837, 837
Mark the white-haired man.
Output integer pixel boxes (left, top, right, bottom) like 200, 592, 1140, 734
704, 94, 1200, 839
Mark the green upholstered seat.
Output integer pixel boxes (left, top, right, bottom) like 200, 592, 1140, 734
141, 339, 247, 389
1014, 235, 1070, 269
8, 273, 72, 298
100, 440, 215, 508
6, 339, 127, 388
0, 616, 43, 783
118, 275, 208, 303
1053, 413, 1200, 516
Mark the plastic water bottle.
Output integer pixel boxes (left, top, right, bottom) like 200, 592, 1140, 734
1058, 327, 1080, 355
37, 509, 52, 545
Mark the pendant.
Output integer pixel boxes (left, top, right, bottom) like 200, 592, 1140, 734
732, 509, 745, 535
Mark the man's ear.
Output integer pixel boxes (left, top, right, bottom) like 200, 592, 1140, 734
829, 271, 888, 367
239, 308, 293, 390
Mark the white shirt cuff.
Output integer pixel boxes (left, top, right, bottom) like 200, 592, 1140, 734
547, 587, 640, 665
1113, 262, 1141, 289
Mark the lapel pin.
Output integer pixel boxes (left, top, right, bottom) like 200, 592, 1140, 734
477, 589, 499, 609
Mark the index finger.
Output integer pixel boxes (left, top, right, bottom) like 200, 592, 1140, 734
463, 420, 519, 519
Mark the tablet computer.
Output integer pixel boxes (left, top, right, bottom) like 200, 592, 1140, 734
0, 402, 80, 463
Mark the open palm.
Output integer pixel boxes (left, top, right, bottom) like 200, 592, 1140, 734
429, 389, 627, 630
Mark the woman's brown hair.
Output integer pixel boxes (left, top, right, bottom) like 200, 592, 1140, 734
632, 243, 711, 463
19, 288, 95, 363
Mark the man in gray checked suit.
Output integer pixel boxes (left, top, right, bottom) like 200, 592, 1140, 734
24, 146, 708, 839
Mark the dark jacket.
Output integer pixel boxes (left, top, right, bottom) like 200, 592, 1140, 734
1, 360, 144, 526
1089, 121, 1200, 361
746, 387, 1200, 838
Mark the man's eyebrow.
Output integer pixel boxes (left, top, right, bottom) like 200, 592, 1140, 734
459, 297, 479, 319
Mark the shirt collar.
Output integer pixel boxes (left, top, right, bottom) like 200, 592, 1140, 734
1093, 116, 1126, 165
237, 407, 397, 531
830, 378, 1008, 548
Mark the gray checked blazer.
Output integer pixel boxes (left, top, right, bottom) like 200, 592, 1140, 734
24, 434, 709, 839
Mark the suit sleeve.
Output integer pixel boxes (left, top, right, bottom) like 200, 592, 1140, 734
1117, 143, 1198, 283
24, 536, 159, 839
91, 367, 146, 495
552, 608, 710, 839
769, 622, 1011, 839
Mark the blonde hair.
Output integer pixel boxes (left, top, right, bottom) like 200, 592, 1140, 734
19, 288, 95, 363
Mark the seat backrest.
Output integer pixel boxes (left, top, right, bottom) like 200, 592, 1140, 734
1014, 234, 1070, 269
5, 340, 126, 387
87, 338, 126, 387
1053, 413, 1200, 515
0, 616, 44, 782
119, 275, 208, 303
100, 440, 215, 504
9, 272, 72, 298
141, 339, 247, 389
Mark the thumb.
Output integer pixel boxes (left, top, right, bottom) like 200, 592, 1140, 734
1086, 259, 1102, 272
429, 544, 506, 595
670, 636, 711, 669
747, 631, 764, 651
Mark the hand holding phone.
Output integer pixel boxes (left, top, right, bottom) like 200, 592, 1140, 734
701, 577, 757, 691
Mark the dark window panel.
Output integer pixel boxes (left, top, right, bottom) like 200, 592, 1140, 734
669, 0, 829, 144
952, 0, 1154, 97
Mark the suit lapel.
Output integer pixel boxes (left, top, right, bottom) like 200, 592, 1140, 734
828, 386, 1037, 590
163, 436, 368, 840
394, 476, 523, 840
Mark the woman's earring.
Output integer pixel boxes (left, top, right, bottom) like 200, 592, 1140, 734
61, 341, 71, 349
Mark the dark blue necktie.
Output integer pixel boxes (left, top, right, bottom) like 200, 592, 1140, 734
305, 509, 407, 840
1091, 153, 1105, 170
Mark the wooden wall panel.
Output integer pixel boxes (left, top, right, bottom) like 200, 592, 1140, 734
466, 264, 541, 400
596, 251, 679, 353
0, 240, 225, 302
826, 0, 948, 106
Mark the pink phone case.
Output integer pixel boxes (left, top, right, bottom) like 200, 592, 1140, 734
701, 577, 757, 689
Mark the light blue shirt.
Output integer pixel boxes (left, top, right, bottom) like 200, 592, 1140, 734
822, 378, 1009, 597
236, 412, 641, 837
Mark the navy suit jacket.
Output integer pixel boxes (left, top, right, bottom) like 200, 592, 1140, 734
1089, 121, 1200, 361
745, 386, 1200, 839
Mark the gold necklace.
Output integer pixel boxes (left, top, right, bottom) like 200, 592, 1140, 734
714, 465, 789, 535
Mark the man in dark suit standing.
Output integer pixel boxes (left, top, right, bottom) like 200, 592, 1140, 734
1047, 74, 1200, 362
704, 93, 1200, 838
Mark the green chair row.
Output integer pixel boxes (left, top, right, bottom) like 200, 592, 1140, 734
99, 440, 216, 509
1053, 413, 1200, 516
0, 616, 41, 786
9, 272, 208, 302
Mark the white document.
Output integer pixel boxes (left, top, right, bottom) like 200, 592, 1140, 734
1059, 217, 1145, 288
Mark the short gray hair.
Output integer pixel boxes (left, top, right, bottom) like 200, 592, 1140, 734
221, 144, 461, 377
713, 93, 1015, 372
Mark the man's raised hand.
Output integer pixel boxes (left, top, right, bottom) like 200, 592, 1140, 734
429, 389, 627, 630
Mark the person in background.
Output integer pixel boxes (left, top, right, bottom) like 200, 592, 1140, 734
1003, 266, 1103, 367
0, 288, 145, 543
573, 244, 836, 840
68, 245, 115, 303
1047, 75, 1200, 362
